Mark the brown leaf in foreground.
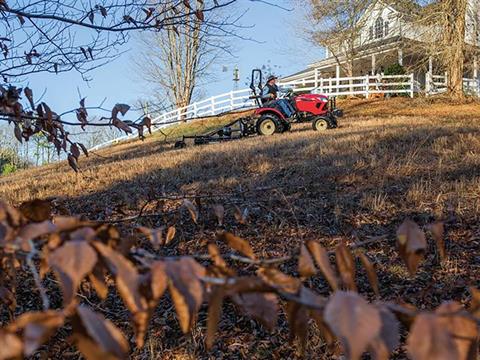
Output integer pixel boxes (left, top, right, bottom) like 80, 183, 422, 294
324, 291, 381, 360
436, 301, 478, 360
218, 232, 255, 259
234, 292, 278, 331
307, 240, 339, 291
13, 310, 65, 356
469, 287, 480, 318
206, 286, 225, 350
407, 313, 459, 360
73, 305, 129, 360
165, 257, 206, 334
298, 244, 316, 278
19, 199, 52, 222
258, 268, 301, 294
396, 219, 427, 275
0, 330, 23, 359
92, 242, 148, 346
286, 301, 309, 354
335, 241, 357, 291
369, 304, 400, 360
358, 252, 379, 297
49, 241, 98, 306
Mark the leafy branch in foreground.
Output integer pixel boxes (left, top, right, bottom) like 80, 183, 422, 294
0, 86, 153, 171
0, 198, 478, 359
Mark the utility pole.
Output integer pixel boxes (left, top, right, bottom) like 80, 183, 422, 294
233, 66, 240, 91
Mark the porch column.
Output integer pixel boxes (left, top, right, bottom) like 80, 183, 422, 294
428, 56, 433, 75
371, 54, 376, 75
398, 49, 404, 66
336, 65, 340, 94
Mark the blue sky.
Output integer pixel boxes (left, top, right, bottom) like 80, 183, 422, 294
25, 0, 324, 120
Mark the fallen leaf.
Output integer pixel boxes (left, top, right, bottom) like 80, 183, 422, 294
212, 204, 224, 226
138, 226, 164, 249
165, 226, 176, 245
182, 199, 198, 224
429, 221, 446, 262
233, 206, 248, 224
217, 232, 255, 259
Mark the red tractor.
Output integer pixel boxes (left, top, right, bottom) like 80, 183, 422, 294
174, 69, 343, 147
250, 68, 343, 135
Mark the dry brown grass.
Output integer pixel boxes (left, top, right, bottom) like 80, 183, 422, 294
2, 97, 480, 359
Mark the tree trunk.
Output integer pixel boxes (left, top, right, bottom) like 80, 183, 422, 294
443, 0, 468, 99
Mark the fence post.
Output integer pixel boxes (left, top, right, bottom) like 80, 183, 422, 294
319, 77, 324, 94
229, 91, 234, 110
365, 75, 370, 99
410, 73, 414, 98
193, 103, 198, 118
177, 108, 181, 122
426, 72, 431, 95
328, 78, 332, 95
314, 68, 319, 89
210, 97, 215, 115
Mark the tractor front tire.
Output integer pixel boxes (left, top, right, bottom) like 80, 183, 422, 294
257, 115, 281, 136
312, 117, 329, 131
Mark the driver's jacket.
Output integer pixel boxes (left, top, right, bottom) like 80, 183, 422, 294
261, 83, 279, 102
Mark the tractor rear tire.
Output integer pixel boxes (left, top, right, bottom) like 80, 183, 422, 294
257, 115, 281, 136
312, 117, 329, 131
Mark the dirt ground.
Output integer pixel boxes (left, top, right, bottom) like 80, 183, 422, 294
1, 97, 480, 359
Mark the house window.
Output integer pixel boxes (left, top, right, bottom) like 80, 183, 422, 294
384, 21, 389, 37
375, 17, 384, 39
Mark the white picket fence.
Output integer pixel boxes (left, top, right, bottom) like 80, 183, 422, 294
89, 72, 477, 151
427, 73, 480, 95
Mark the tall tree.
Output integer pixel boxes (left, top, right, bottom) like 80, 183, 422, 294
305, 0, 373, 78
0, 1, 239, 169
442, 0, 469, 98
135, 0, 230, 110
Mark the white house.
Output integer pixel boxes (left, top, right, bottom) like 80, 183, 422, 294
282, 0, 480, 91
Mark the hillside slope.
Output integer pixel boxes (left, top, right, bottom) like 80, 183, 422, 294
1, 97, 480, 358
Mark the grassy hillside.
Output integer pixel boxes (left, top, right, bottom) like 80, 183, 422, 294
1, 97, 480, 358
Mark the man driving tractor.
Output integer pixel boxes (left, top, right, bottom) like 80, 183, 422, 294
261, 75, 296, 118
